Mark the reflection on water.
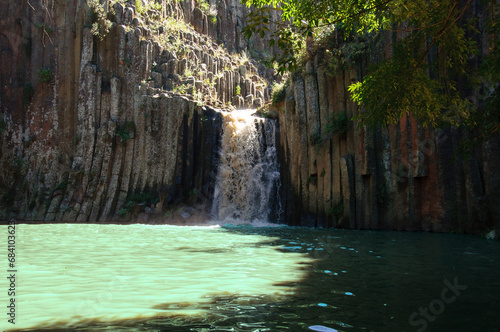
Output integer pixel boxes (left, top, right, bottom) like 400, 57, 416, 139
1, 223, 500, 331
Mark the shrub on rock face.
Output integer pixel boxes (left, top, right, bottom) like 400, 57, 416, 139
325, 113, 347, 137
271, 80, 289, 105
116, 121, 136, 143
327, 199, 344, 218
38, 68, 54, 83
310, 131, 322, 146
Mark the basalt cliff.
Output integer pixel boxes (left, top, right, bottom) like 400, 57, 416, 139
0, 0, 499, 234
0, 0, 277, 222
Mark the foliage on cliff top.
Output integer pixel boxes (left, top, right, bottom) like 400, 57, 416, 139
243, 0, 408, 73
196, 0, 218, 21
130, 0, 249, 74
88, 0, 266, 109
243, 0, 500, 138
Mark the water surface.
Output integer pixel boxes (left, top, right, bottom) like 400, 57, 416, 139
1, 223, 499, 331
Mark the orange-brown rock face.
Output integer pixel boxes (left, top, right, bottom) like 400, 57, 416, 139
277, 56, 500, 233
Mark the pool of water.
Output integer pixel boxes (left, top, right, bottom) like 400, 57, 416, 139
1, 223, 499, 331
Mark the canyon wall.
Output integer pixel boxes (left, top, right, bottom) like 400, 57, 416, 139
277, 51, 500, 233
0, 0, 270, 222
1, 0, 499, 233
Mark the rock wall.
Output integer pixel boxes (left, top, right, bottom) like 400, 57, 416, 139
0, 0, 272, 222
2, 0, 499, 232
277, 54, 500, 233
184, 0, 280, 57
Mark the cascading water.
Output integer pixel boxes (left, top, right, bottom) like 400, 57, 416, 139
211, 110, 282, 223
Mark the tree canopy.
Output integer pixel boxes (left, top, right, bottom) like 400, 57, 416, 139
243, 0, 500, 138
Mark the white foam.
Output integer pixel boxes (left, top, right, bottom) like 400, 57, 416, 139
308, 325, 338, 332
211, 109, 282, 223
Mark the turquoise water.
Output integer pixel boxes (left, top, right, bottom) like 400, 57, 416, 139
1, 223, 499, 331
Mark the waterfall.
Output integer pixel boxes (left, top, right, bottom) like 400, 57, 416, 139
211, 110, 282, 223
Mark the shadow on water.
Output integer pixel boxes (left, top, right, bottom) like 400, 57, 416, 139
9, 225, 500, 332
